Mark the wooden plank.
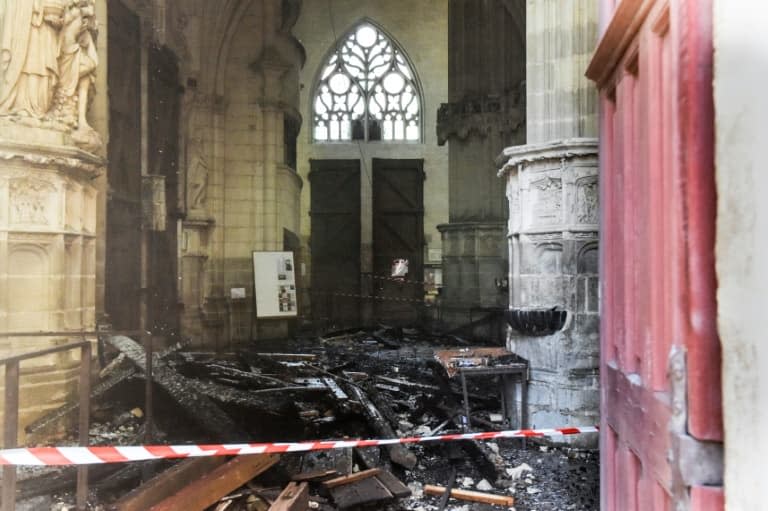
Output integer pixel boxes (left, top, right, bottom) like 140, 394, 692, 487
323, 468, 381, 489
268, 482, 309, 511
330, 476, 393, 509
150, 455, 279, 511
291, 469, 339, 482
115, 457, 228, 511
374, 471, 412, 498
424, 485, 515, 507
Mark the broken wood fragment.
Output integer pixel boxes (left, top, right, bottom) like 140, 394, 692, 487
290, 469, 339, 482
254, 353, 317, 361
323, 468, 381, 489
347, 385, 418, 470
150, 454, 279, 511
206, 363, 291, 387
329, 476, 394, 509
113, 457, 227, 511
423, 485, 515, 507
268, 482, 309, 511
373, 470, 412, 498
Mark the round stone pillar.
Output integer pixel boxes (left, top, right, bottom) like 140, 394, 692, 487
497, 0, 600, 443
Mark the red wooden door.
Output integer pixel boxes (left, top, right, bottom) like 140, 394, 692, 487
587, 1, 723, 509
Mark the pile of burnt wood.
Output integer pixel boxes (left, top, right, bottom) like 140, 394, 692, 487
18, 329, 520, 510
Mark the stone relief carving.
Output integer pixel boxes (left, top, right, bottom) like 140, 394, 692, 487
535, 242, 563, 274
575, 178, 598, 224
9, 177, 55, 224
530, 176, 562, 225
437, 85, 526, 145
0, 0, 101, 151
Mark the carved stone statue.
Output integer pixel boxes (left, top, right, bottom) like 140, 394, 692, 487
52, 0, 100, 149
187, 137, 209, 215
0, 0, 65, 117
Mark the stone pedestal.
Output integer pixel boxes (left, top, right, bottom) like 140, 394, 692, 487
498, 138, 598, 441
0, 129, 103, 437
180, 216, 214, 347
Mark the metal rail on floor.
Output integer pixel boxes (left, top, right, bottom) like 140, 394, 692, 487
0, 335, 93, 511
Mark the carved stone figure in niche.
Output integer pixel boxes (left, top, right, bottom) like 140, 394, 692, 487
187, 137, 209, 215
531, 177, 563, 225
576, 179, 598, 224
0, 0, 65, 117
51, 0, 100, 149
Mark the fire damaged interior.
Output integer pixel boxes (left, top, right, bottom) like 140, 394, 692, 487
2, 0, 763, 509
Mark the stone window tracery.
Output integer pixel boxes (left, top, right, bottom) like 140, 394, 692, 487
313, 23, 421, 142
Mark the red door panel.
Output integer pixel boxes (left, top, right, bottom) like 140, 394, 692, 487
586, 0, 723, 509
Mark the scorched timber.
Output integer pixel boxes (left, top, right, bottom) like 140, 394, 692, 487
347, 384, 417, 470
107, 336, 248, 441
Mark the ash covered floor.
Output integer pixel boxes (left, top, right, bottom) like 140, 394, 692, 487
16, 329, 598, 511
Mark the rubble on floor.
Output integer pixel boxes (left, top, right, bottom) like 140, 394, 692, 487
16, 327, 598, 510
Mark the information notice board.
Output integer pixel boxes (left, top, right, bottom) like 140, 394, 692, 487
252, 251, 298, 318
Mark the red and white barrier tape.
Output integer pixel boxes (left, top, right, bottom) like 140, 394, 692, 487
0, 427, 598, 466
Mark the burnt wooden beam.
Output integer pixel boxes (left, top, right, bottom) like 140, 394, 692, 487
323, 468, 381, 489
113, 457, 228, 511
149, 454, 279, 511
107, 336, 248, 441
347, 385, 417, 470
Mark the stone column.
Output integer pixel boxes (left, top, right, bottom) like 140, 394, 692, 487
497, 0, 599, 441
437, 0, 526, 329
0, 0, 105, 438
526, 0, 598, 143
0, 133, 104, 438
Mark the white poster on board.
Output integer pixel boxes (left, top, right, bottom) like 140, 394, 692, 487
252, 251, 298, 318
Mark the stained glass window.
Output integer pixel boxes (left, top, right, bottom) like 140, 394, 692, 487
313, 23, 421, 142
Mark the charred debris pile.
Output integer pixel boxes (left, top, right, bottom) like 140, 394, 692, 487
18, 327, 598, 511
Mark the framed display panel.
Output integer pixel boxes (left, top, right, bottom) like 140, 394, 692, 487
252, 251, 298, 318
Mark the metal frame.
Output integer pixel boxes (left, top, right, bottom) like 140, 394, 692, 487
458, 363, 528, 433
0, 338, 92, 511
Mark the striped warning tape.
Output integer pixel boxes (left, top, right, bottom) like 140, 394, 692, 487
0, 427, 598, 466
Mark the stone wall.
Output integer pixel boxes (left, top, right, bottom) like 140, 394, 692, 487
175, 0, 305, 345
714, 0, 768, 506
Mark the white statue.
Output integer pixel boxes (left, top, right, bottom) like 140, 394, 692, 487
53, 0, 98, 134
0, 0, 65, 117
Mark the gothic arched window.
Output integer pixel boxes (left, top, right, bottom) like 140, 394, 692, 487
313, 23, 421, 142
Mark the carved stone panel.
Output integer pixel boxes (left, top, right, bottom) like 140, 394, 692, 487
575, 177, 598, 224
9, 177, 56, 225
530, 176, 562, 226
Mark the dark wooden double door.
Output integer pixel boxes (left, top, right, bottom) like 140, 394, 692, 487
310, 159, 424, 327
